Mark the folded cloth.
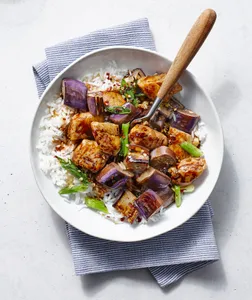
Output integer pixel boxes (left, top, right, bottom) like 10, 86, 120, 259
32, 18, 219, 288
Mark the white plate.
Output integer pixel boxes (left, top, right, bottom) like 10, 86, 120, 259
30, 46, 224, 242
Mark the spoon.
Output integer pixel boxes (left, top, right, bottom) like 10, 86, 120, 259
133, 8, 217, 125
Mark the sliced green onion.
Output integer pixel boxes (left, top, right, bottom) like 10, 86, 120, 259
56, 157, 89, 184
173, 185, 182, 207
135, 92, 145, 97
125, 89, 135, 100
121, 78, 127, 87
180, 142, 203, 157
120, 77, 141, 107
105, 106, 131, 114
120, 122, 130, 157
182, 184, 195, 193
59, 184, 88, 195
85, 197, 108, 214
132, 98, 140, 106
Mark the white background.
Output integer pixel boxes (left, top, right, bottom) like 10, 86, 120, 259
0, 0, 250, 299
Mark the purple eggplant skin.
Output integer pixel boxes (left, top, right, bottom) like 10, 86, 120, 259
136, 166, 174, 206
87, 96, 104, 116
157, 186, 174, 208
96, 162, 134, 189
112, 177, 128, 189
135, 189, 163, 220
136, 167, 171, 191
170, 109, 200, 134
62, 79, 88, 110
109, 103, 140, 125
129, 107, 150, 128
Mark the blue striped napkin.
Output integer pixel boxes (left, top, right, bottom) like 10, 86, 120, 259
32, 18, 219, 287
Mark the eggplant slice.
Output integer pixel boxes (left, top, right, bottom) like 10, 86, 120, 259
135, 189, 163, 220
62, 78, 88, 110
87, 96, 104, 116
170, 109, 200, 134
96, 162, 134, 189
136, 167, 171, 190
136, 167, 174, 208
150, 146, 176, 173
124, 144, 149, 174
109, 103, 140, 124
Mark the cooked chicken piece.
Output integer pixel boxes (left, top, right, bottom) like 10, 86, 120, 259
168, 126, 192, 144
168, 157, 207, 185
168, 126, 192, 161
67, 112, 103, 141
91, 121, 119, 136
129, 124, 167, 150
137, 73, 182, 100
168, 144, 190, 161
103, 91, 126, 107
72, 139, 109, 173
91, 122, 121, 156
113, 190, 138, 224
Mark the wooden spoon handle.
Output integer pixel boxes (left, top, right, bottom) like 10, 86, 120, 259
157, 9, 217, 100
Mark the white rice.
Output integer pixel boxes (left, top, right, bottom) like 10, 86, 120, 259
37, 71, 127, 223
194, 121, 207, 145
36, 97, 76, 187
37, 69, 207, 225
83, 61, 126, 95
